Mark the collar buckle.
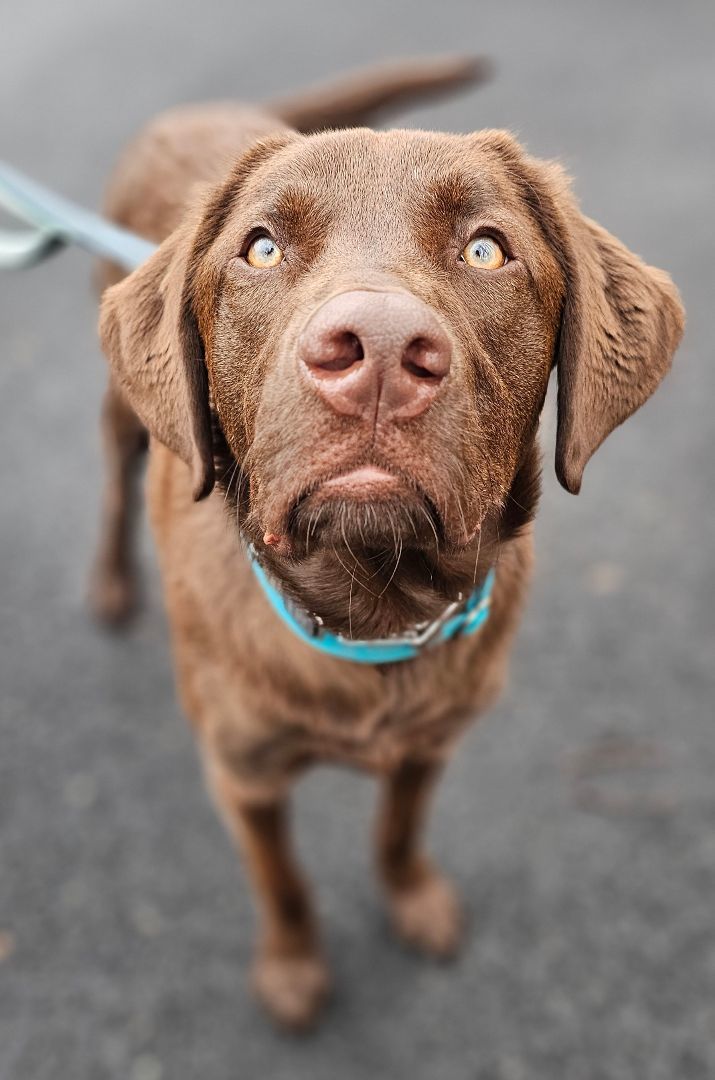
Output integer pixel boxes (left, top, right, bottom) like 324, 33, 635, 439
396, 597, 465, 650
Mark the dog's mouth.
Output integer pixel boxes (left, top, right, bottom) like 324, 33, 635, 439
285, 466, 444, 556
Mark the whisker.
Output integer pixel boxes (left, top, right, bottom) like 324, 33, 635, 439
222, 458, 240, 505
378, 535, 403, 597
472, 499, 483, 585
332, 545, 378, 598
507, 491, 529, 514
416, 501, 440, 556
341, 513, 364, 578
306, 505, 320, 556
309, 504, 324, 541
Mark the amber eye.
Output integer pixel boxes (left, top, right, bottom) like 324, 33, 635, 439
245, 234, 284, 269
461, 235, 507, 270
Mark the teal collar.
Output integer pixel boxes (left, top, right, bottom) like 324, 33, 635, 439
248, 546, 495, 665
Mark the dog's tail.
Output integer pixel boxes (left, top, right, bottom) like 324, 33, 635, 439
264, 54, 491, 134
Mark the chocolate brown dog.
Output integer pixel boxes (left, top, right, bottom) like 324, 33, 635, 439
92, 56, 684, 1027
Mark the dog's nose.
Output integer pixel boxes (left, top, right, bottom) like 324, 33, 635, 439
298, 290, 451, 420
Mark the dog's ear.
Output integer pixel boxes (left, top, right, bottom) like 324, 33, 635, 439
552, 205, 685, 493
483, 133, 685, 493
99, 133, 298, 502
99, 217, 214, 500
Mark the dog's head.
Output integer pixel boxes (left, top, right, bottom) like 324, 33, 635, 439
100, 128, 683, 636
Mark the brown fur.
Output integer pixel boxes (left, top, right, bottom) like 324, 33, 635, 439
92, 57, 684, 1027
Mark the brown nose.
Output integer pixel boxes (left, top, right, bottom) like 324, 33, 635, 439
298, 290, 451, 420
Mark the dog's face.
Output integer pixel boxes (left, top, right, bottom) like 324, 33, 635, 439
200, 131, 562, 558
101, 127, 683, 635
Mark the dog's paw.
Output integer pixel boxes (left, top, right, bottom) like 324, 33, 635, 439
252, 953, 331, 1030
88, 564, 138, 626
388, 872, 463, 958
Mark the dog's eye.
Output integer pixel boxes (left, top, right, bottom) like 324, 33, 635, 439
461, 236, 506, 270
246, 234, 284, 269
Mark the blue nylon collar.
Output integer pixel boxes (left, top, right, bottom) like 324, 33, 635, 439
248, 547, 495, 664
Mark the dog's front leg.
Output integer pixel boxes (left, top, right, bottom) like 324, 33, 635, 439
89, 380, 147, 624
207, 761, 330, 1028
376, 757, 462, 958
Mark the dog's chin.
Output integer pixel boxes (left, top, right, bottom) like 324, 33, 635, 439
286, 467, 442, 557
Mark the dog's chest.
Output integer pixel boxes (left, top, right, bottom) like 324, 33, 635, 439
210, 646, 486, 786
294, 688, 456, 772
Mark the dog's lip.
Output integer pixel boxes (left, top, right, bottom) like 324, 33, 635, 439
319, 466, 401, 496
286, 467, 445, 545
293, 466, 412, 511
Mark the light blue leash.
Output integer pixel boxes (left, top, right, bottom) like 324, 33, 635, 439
0, 158, 495, 664
0, 160, 155, 271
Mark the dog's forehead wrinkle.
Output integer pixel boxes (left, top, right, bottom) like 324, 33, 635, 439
267, 129, 480, 206
243, 132, 525, 259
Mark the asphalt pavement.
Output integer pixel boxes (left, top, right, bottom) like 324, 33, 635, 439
1, 2, 714, 1077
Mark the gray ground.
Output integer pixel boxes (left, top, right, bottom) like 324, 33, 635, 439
1, 2, 714, 1077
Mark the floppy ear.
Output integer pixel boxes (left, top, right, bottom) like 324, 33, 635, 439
484, 132, 685, 494
553, 206, 685, 493
99, 132, 298, 501
99, 217, 215, 500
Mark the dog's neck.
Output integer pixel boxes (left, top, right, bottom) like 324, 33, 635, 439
214, 428, 541, 640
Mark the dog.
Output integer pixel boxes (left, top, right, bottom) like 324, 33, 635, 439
91, 56, 684, 1027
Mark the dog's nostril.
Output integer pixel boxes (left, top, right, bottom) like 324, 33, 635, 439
402, 337, 447, 381
314, 330, 364, 373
